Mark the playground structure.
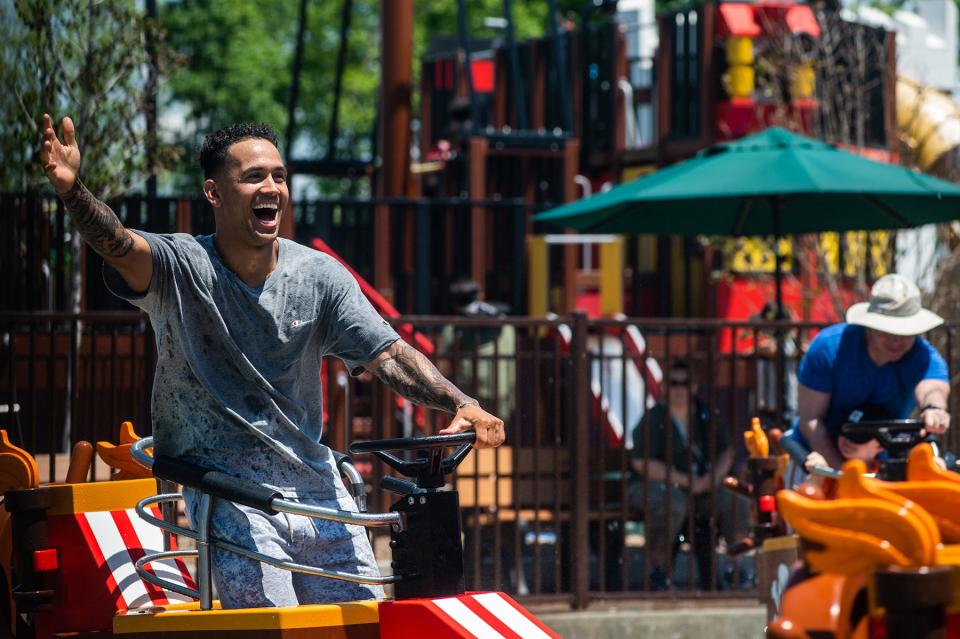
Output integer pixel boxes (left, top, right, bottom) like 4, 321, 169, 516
8, 0, 960, 629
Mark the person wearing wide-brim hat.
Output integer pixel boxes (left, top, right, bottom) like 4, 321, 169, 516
794, 273, 950, 472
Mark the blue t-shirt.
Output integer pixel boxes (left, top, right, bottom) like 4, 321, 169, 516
797, 323, 948, 439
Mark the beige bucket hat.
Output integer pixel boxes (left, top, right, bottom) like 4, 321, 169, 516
846, 273, 944, 336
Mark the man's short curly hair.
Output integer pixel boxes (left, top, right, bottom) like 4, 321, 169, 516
198, 122, 280, 178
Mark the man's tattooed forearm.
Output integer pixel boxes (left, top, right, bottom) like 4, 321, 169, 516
60, 179, 134, 259
373, 343, 473, 413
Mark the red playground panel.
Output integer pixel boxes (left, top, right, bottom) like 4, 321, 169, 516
378, 591, 561, 639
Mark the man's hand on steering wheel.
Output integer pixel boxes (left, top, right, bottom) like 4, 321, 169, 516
921, 405, 950, 435
804, 451, 830, 473
438, 403, 505, 449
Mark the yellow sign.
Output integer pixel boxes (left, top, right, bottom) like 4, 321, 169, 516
724, 231, 892, 278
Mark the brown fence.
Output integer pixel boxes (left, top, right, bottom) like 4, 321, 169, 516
0, 312, 156, 481
2, 311, 959, 607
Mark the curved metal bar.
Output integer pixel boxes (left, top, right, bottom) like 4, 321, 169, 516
807, 467, 875, 480
133, 443, 402, 593
136, 551, 201, 600
137, 494, 199, 540
271, 498, 401, 529
809, 466, 842, 479
135, 496, 401, 589
211, 536, 400, 585
338, 460, 367, 513
131, 436, 154, 469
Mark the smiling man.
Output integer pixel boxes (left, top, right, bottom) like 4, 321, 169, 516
39, 116, 505, 608
794, 273, 950, 471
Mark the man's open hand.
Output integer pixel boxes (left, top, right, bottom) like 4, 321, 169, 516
40, 114, 80, 195
438, 403, 505, 449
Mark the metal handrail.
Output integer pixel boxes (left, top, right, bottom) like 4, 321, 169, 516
131, 438, 398, 528
131, 437, 402, 609
135, 550, 201, 599
131, 436, 154, 469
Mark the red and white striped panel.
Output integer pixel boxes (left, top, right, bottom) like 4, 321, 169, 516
428, 592, 560, 639
75, 508, 197, 609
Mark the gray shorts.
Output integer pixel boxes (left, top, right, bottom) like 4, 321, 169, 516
184, 488, 384, 608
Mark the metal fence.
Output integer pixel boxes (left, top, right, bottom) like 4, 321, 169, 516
4, 191, 532, 316
2, 311, 959, 608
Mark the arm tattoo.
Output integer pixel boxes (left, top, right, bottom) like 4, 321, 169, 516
373, 342, 475, 414
60, 179, 134, 259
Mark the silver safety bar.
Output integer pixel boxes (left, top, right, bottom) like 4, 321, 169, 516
809, 466, 842, 479
804, 465, 876, 480
130, 437, 401, 610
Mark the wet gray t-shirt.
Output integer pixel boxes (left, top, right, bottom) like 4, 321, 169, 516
105, 232, 399, 499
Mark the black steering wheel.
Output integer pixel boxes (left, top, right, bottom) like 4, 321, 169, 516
349, 432, 476, 454
349, 432, 476, 494
840, 418, 928, 448
840, 418, 931, 481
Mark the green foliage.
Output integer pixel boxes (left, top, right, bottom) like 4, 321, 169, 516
158, 0, 585, 191
654, 0, 698, 15
0, 0, 177, 197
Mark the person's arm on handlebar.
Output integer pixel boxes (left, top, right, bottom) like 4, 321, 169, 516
365, 340, 505, 449
915, 378, 950, 435
797, 384, 844, 470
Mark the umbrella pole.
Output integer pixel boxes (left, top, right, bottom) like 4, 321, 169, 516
772, 199, 784, 316
772, 198, 788, 426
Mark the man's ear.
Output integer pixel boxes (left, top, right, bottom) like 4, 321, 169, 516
203, 178, 221, 208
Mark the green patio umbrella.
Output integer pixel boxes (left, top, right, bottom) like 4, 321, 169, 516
535, 127, 960, 312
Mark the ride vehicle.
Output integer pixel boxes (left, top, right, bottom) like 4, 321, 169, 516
726, 417, 960, 638
0, 423, 559, 638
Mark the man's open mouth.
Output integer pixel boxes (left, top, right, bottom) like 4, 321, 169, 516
253, 203, 280, 226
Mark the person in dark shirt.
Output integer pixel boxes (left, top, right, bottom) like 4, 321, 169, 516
628, 360, 742, 590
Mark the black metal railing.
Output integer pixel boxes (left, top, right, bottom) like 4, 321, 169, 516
2, 311, 958, 608
5, 191, 535, 316
0, 312, 155, 482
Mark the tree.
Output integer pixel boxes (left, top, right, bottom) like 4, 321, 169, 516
0, 0, 177, 198
157, 0, 582, 191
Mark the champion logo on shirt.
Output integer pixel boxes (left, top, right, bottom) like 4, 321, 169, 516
291, 319, 301, 328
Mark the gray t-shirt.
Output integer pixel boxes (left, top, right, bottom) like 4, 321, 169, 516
105, 232, 399, 498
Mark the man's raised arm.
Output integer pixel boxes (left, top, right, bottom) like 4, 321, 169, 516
40, 114, 152, 293
365, 340, 505, 449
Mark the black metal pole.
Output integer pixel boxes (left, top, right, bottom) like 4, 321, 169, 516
145, 0, 158, 198
545, 0, 572, 132
772, 198, 784, 317
285, 0, 310, 166
327, 0, 354, 162
502, 0, 528, 131
456, 0, 480, 128
772, 197, 787, 424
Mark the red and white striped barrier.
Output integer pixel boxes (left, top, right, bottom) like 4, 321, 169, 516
75, 507, 196, 609
379, 591, 561, 639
